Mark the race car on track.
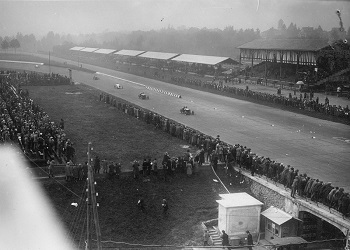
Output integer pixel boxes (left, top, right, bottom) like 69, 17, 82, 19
138, 92, 149, 99
93, 76, 99, 80
114, 83, 123, 89
180, 106, 194, 115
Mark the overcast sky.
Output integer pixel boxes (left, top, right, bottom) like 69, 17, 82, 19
0, 0, 349, 38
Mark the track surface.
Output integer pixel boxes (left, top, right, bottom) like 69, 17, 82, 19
1, 55, 350, 193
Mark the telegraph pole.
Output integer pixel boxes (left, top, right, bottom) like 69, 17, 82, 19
49, 51, 51, 75
86, 142, 102, 250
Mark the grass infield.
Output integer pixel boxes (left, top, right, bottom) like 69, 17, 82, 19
23, 83, 250, 248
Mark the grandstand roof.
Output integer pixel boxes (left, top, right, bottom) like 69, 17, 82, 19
114, 50, 145, 56
138, 51, 179, 60
237, 39, 330, 52
93, 48, 116, 54
80, 47, 99, 52
69, 47, 85, 51
171, 54, 238, 65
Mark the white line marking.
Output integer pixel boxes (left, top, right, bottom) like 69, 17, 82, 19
0, 60, 44, 65
95, 72, 182, 98
95, 72, 145, 87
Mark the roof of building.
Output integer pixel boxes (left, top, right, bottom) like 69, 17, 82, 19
69, 47, 85, 51
237, 39, 330, 52
216, 193, 263, 208
268, 236, 308, 245
138, 51, 179, 60
93, 48, 116, 54
80, 47, 99, 52
171, 54, 238, 65
261, 207, 301, 225
114, 49, 146, 56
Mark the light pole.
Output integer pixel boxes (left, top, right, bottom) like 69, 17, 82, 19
49, 51, 51, 75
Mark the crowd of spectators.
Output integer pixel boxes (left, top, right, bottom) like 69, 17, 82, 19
2, 70, 70, 86
2, 68, 348, 220
169, 76, 350, 121
109, 57, 350, 123
0, 71, 75, 164
98, 91, 350, 218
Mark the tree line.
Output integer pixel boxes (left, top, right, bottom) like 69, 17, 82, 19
1, 19, 349, 58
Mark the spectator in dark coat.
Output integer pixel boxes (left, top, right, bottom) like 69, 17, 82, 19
327, 187, 339, 207
246, 230, 253, 250
340, 193, 350, 217
311, 180, 323, 202
162, 199, 168, 214
93, 156, 100, 174
291, 176, 299, 198
298, 174, 308, 197
286, 167, 294, 188
221, 230, 230, 248
137, 198, 145, 213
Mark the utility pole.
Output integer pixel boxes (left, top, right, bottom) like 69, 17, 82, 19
49, 51, 51, 75
86, 186, 91, 249
86, 142, 102, 250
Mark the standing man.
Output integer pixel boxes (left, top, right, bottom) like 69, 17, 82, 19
162, 199, 168, 215
132, 160, 140, 180
203, 229, 210, 246
246, 230, 253, 250
59, 118, 65, 130
94, 155, 101, 174
221, 230, 230, 249
47, 159, 55, 178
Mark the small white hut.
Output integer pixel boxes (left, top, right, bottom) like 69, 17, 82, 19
216, 192, 263, 240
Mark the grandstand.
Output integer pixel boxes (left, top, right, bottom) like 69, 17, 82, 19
64, 38, 349, 93
237, 39, 350, 92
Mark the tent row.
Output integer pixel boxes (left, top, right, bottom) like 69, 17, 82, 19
69, 47, 238, 66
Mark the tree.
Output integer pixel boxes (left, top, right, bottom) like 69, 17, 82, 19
278, 19, 287, 30
1, 39, 9, 50
286, 23, 299, 38
10, 39, 20, 52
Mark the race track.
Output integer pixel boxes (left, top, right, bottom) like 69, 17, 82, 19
1, 56, 350, 192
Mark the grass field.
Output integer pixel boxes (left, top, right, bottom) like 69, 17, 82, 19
23, 83, 251, 248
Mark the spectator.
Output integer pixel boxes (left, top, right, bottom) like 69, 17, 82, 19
203, 229, 210, 246
162, 199, 168, 214
221, 230, 230, 249
94, 156, 101, 174
291, 176, 299, 198
137, 198, 145, 213
246, 230, 253, 250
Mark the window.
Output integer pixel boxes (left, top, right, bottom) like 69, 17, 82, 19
267, 220, 279, 236
267, 221, 272, 232
274, 226, 279, 236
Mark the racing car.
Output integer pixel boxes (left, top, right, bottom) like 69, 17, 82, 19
114, 83, 123, 89
93, 76, 99, 80
138, 92, 149, 99
180, 106, 194, 115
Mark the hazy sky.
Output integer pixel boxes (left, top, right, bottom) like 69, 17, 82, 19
0, 0, 349, 38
